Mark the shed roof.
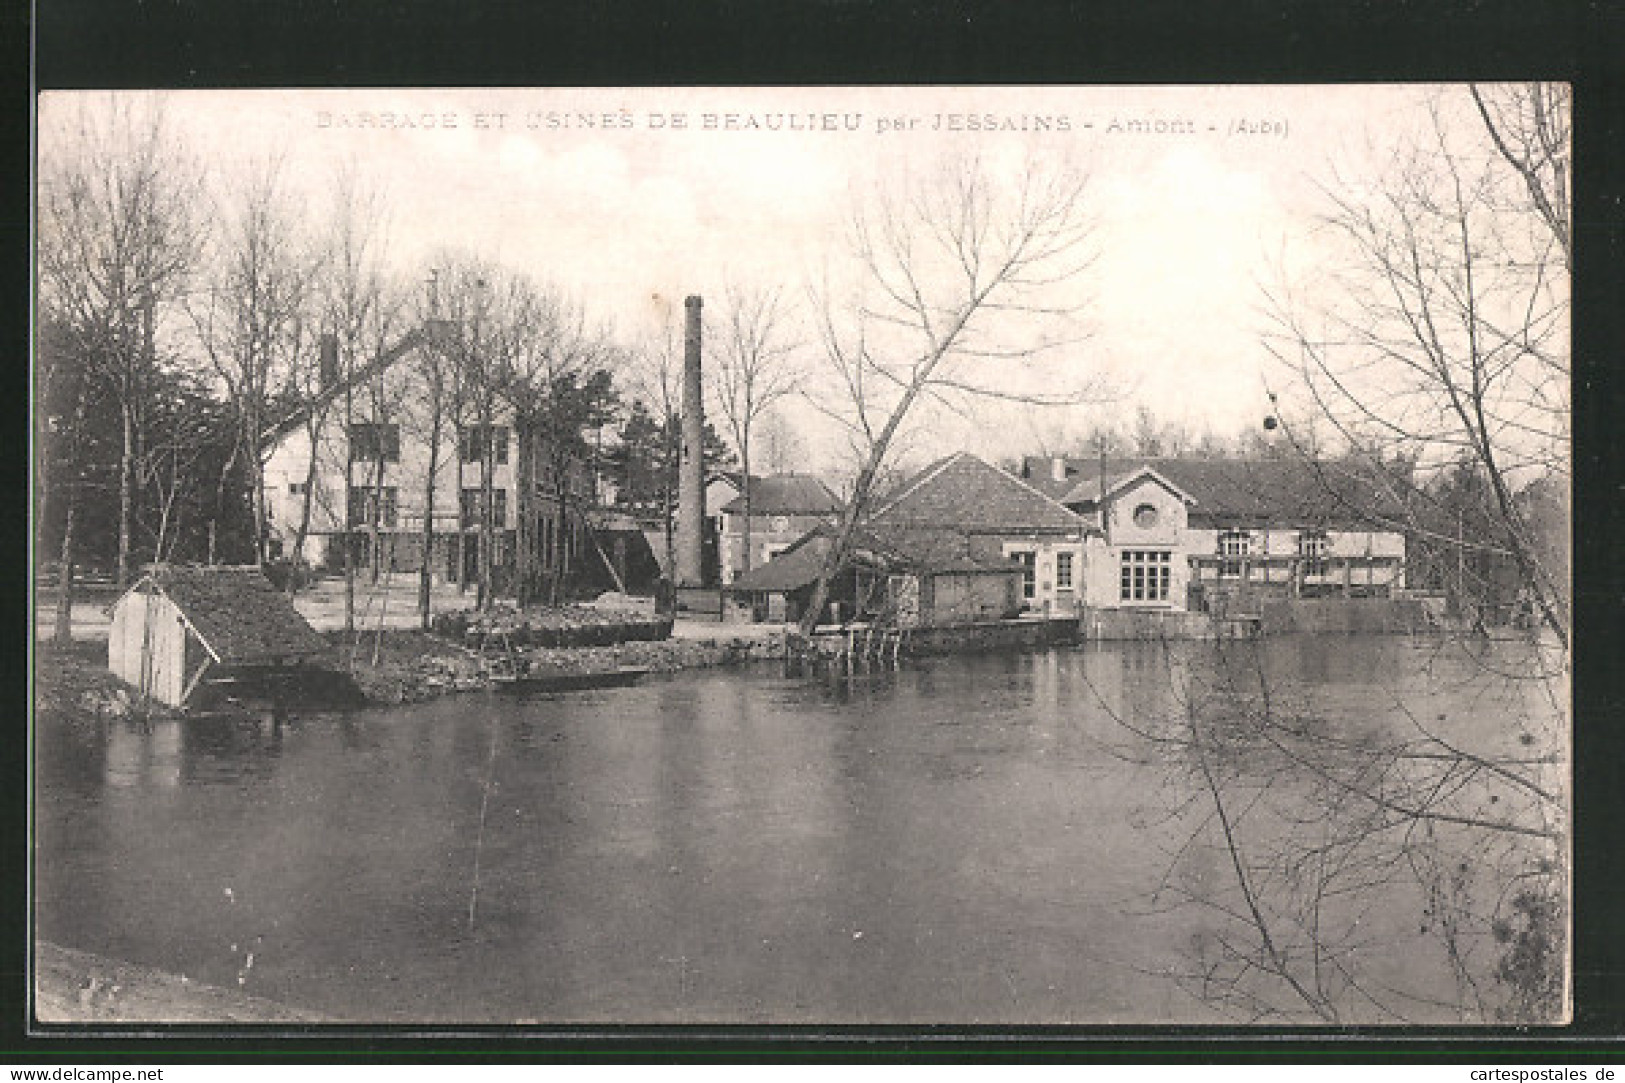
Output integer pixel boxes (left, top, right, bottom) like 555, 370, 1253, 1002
726, 532, 834, 593
119, 566, 330, 665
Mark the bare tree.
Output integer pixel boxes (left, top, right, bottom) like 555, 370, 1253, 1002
35, 322, 92, 645
37, 96, 207, 588
316, 170, 398, 632
407, 268, 460, 628
1093, 636, 1565, 1023
708, 282, 803, 577
624, 310, 688, 577
1162, 84, 1575, 1022
1264, 85, 1570, 650
755, 407, 807, 477
502, 290, 621, 606
430, 257, 518, 610
1469, 83, 1570, 270
189, 155, 318, 568
797, 153, 1100, 633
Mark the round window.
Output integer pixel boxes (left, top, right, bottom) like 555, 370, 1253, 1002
1133, 503, 1159, 529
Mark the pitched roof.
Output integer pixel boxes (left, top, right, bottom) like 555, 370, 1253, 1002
1060, 465, 1197, 507
1039, 457, 1410, 528
726, 522, 1011, 593
721, 474, 842, 516
873, 452, 1084, 533
121, 566, 331, 665
726, 531, 834, 593
859, 525, 1013, 575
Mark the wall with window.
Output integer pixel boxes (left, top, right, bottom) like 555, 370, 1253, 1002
996, 538, 1086, 614
261, 364, 582, 584
718, 510, 836, 585
1182, 525, 1408, 602
1076, 477, 1193, 611
1082, 533, 1191, 610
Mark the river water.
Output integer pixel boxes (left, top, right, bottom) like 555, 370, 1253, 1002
34, 635, 1567, 1025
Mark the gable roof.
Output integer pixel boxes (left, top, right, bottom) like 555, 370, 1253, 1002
1061, 465, 1197, 507
1042, 457, 1410, 529
117, 566, 331, 665
721, 474, 842, 516
873, 452, 1084, 533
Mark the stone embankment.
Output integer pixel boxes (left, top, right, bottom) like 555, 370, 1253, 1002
337, 609, 786, 704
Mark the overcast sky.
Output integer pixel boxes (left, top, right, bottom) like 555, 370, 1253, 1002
39, 84, 1452, 471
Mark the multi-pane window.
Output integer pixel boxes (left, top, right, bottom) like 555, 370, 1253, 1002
460, 487, 508, 529
1056, 550, 1075, 591
1011, 550, 1037, 599
1218, 530, 1251, 577
349, 422, 400, 463
347, 486, 398, 528
1299, 529, 1330, 576
458, 424, 510, 464
1120, 550, 1172, 603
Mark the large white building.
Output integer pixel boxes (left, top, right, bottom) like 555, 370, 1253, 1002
1020, 456, 1409, 614
260, 337, 592, 592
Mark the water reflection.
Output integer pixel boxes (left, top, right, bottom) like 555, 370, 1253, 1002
33, 636, 1566, 1024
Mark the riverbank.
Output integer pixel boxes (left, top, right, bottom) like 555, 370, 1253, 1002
34, 623, 791, 716
336, 626, 787, 704
35, 942, 326, 1023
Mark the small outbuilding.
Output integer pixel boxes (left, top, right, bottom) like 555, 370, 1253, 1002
725, 523, 1023, 628
107, 565, 332, 708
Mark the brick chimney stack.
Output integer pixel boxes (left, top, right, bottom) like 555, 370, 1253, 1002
676, 295, 706, 588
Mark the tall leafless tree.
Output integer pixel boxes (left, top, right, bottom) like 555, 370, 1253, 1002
625, 309, 688, 578
1264, 85, 1570, 651
189, 155, 318, 568
797, 153, 1101, 634
502, 289, 621, 606
315, 169, 399, 632
1165, 83, 1576, 1022
407, 267, 461, 627
37, 96, 207, 590
708, 282, 803, 578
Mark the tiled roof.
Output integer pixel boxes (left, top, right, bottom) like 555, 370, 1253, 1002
1031, 457, 1410, 528
874, 453, 1084, 533
135, 566, 331, 665
721, 474, 842, 515
727, 532, 833, 593
726, 523, 1009, 594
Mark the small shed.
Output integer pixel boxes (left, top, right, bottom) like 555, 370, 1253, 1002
107, 565, 331, 708
726, 524, 1024, 628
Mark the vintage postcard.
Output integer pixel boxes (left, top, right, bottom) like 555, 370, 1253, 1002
32, 85, 1570, 1027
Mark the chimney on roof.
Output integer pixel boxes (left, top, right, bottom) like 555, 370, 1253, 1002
676, 295, 706, 588
1051, 457, 1067, 483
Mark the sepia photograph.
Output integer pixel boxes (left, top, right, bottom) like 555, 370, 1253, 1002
31, 84, 1571, 1028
